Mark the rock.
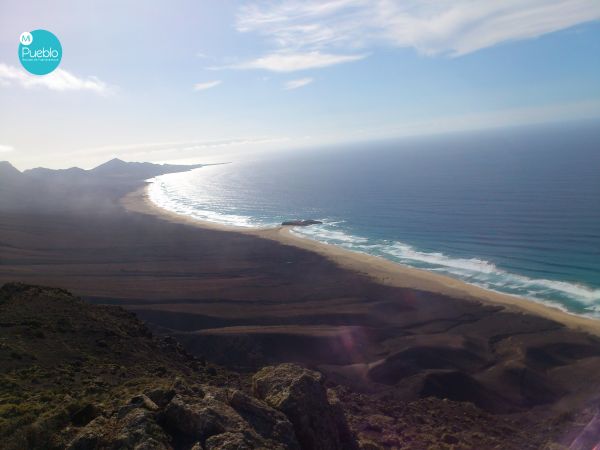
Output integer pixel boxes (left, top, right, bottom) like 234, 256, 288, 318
146, 388, 176, 408
252, 363, 358, 450
69, 375, 321, 450
204, 431, 268, 449
327, 389, 358, 448
227, 390, 300, 449
281, 220, 323, 227
68, 409, 171, 450
70, 403, 101, 427
67, 416, 109, 449
112, 409, 170, 449
162, 390, 299, 449
132, 394, 160, 411
118, 394, 160, 419
162, 394, 245, 441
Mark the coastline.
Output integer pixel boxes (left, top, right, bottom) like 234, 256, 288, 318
121, 184, 600, 336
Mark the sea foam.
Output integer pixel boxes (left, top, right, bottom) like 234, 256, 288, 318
292, 223, 600, 315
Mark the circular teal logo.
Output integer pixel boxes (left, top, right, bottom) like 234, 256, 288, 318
18, 29, 62, 75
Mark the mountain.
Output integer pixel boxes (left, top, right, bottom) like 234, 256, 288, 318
89, 158, 204, 180
0, 283, 358, 450
0, 162, 25, 210
0, 159, 205, 213
5, 158, 204, 184
0, 161, 21, 181
24, 166, 87, 179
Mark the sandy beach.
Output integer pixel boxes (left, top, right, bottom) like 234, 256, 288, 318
4, 170, 600, 436
122, 184, 600, 337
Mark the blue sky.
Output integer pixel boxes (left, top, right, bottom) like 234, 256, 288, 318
0, 0, 599, 169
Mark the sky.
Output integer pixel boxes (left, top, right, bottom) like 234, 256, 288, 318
0, 0, 599, 170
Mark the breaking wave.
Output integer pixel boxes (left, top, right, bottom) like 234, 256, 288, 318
292, 224, 600, 316
148, 169, 600, 318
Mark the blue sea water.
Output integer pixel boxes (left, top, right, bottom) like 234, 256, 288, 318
149, 122, 600, 316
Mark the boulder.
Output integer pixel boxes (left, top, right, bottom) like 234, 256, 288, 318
162, 394, 245, 441
112, 409, 170, 449
146, 388, 176, 408
205, 431, 269, 449
67, 416, 110, 450
69, 373, 328, 450
252, 363, 358, 450
162, 388, 301, 449
68, 409, 170, 450
118, 394, 160, 419
70, 403, 101, 427
227, 390, 300, 449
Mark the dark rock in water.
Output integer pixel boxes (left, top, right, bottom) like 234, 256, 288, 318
281, 219, 323, 227
252, 363, 359, 450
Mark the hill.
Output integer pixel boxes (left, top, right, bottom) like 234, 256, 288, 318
2, 283, 598, 449
0, 283, 357, 450
0, 159, 203, 213
0, 161, 21, 179
88, 158, 204, 180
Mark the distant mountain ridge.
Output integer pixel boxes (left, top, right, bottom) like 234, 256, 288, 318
0, 161, 22, 180
24, 166, 87, 178
12, 158, 205, 181
88, 157, 204, 179
0, 158, 205, 212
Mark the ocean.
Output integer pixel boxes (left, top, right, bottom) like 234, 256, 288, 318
148, 122, 600, 317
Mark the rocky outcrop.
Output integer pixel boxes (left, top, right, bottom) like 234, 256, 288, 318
252, 363, 359, 450
68, 380, 300, 450
68, 407, 171, 450
0, 284, 361, 450
281, 219, 323, 226
226, 390, 300, 449
68, 364, 360, 450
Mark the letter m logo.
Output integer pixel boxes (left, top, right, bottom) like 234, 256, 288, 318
20, 32, 32, 45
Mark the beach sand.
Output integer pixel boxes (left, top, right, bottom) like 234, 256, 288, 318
122, 184, 600, 337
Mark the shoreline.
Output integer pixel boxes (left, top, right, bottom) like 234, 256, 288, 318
121, 184, 600, 336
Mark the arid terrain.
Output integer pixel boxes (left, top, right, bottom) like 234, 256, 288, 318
1, 160, 600, 449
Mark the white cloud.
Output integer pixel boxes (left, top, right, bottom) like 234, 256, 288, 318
0, 63, 112, 94
62, 136, 293, 168
71, 137, 291, 160
229, 51, 366, 72
193, 80, 222, 91
237, 0, 600, 57
284, 77, 314, 90
0, 144, 15, 153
